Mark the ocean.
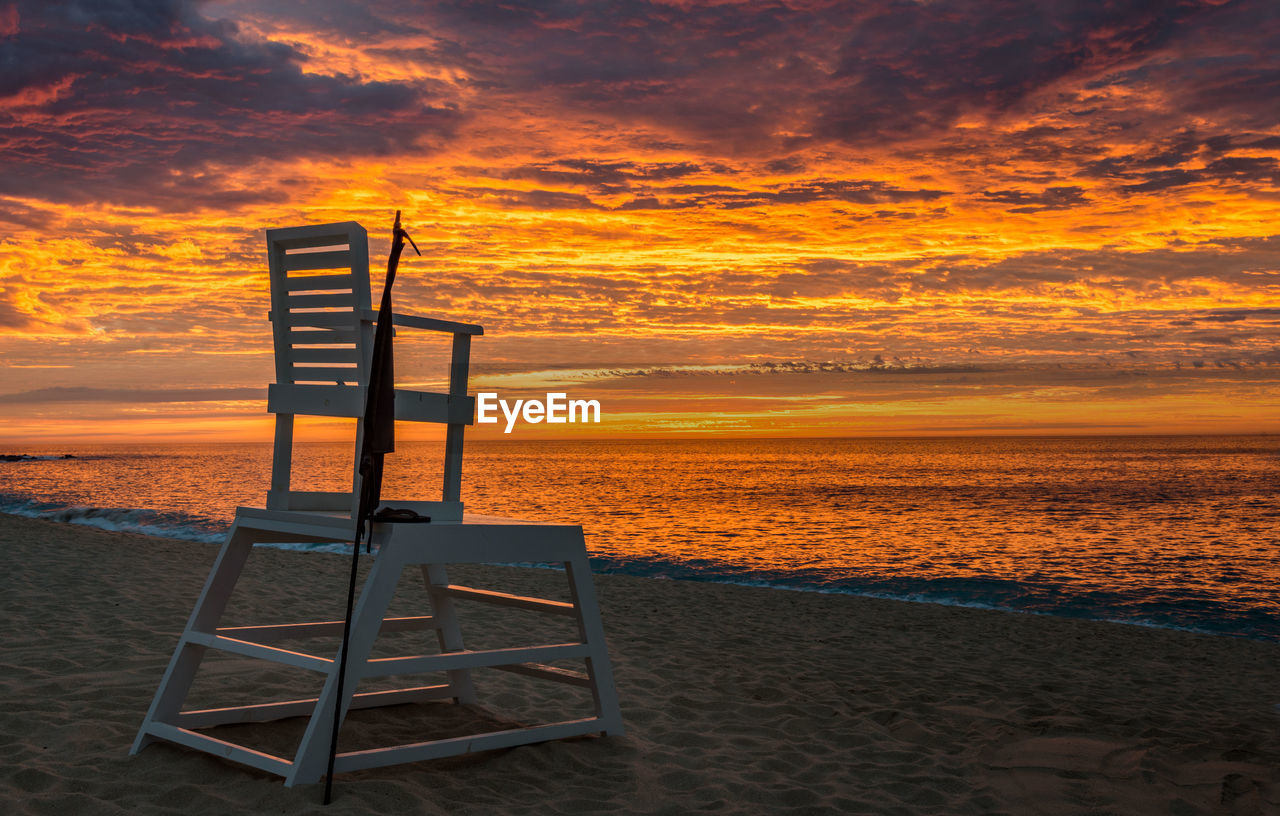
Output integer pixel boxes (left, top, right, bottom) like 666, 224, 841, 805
2, 436, 1277, 641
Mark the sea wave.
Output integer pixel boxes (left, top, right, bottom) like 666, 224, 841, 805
0, 495, 361, 555
0, 496, 227, 545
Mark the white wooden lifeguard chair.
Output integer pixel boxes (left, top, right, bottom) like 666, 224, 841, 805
131, 221, 623, 786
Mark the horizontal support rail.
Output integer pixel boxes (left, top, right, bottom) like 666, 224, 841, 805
361, 643, 590, 679
145, 722, 293, 776
442, 584, 577, 616
266, 383, 360, 417
359, 309, 484, 336
173, 684, 453, 729
493, 662, 592, 688
262, 488, 350, 514
333, 718, 604, 774
267, 383, 473, 424
187, 631, 333, 672
265, 489, 351, 512
216, 615, 435, 644
394, 389, 475, 424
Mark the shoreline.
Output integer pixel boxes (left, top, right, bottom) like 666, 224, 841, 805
1, 501, 1275, 644
3, 512, 1278, 814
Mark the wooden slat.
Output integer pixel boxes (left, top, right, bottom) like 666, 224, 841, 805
290, 365, 360, 384
187, 631, 333, 672
145, 722, 293, 776
289, 328, 360, 345
173, 684, 453, 729
229, 506, 358, 540
493, 662, 592, 687
442, 584, 576, 616
267, 221, 363, 251
393, 390, 461, 424
284, 273, 354, 292
359, 309, 484, 336
265, 383, 465, 423
282, 250, 352, 272
361, 643, 590, 679
286, 292, 359, 309
216, 615, 435, 643
263, 489, 350, 511
333, 718, 604, 773
286, 311, 360, 329
266, 489, 353, 511
289, 346, 360, 364
267, 383, 362, 418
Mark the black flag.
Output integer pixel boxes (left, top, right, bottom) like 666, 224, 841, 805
324, 210, 420, 804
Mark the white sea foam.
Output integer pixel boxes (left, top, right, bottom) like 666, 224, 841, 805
0, 497, 225, 544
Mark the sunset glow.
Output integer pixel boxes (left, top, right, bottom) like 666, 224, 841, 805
2, 0, 1278, 442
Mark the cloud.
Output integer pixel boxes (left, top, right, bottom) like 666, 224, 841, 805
1200, 308, 1280, 323
0, 385, 263, 403
1112, 156, 1280, 193
319, 0, 1252, 154
981, 186, 1090, 212
471, 159, 705, 190
811, 1, 1238, 144
0, 4, 17, 38
0, 0, 462, 209
2, 0, 1278, 441
459, 186, 605, 210
621, 178, 948, 211
0, 286, 33, 328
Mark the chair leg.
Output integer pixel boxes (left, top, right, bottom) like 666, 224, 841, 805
131, 524, 256, 753
421, 563, 478, 705
287, 545, 406, 787
564, 550, 625, 736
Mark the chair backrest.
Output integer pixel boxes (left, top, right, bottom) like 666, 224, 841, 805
267, 222, 372, 390
263, 222, 371, 513
259, 222, 476, 519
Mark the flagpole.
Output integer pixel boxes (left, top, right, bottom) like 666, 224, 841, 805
323, 211, 420, 805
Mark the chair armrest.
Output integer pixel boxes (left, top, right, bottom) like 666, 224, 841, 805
268, 383, 474, 424
358, 309, 484, 336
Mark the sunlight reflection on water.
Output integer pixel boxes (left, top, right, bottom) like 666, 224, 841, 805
2, 435, 1278, 639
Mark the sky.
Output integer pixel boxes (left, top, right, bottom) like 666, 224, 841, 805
1, 0, 1278, 443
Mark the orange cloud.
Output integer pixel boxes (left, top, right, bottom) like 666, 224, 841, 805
1, 0, 1278, 442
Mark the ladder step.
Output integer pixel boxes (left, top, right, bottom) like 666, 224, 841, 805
145, 722, 292, 775
362, 643, 591, 679
494, 661, 592, 687
333, 717, 605, 773
215, 615, 435, 644
174, 684, 454, 729
441, 584, 576, 616
187, 631, 332, 672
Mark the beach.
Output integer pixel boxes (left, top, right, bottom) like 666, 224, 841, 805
2, 512, 1277, 815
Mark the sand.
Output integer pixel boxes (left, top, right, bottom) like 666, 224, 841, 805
1, 512, 1277, 815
